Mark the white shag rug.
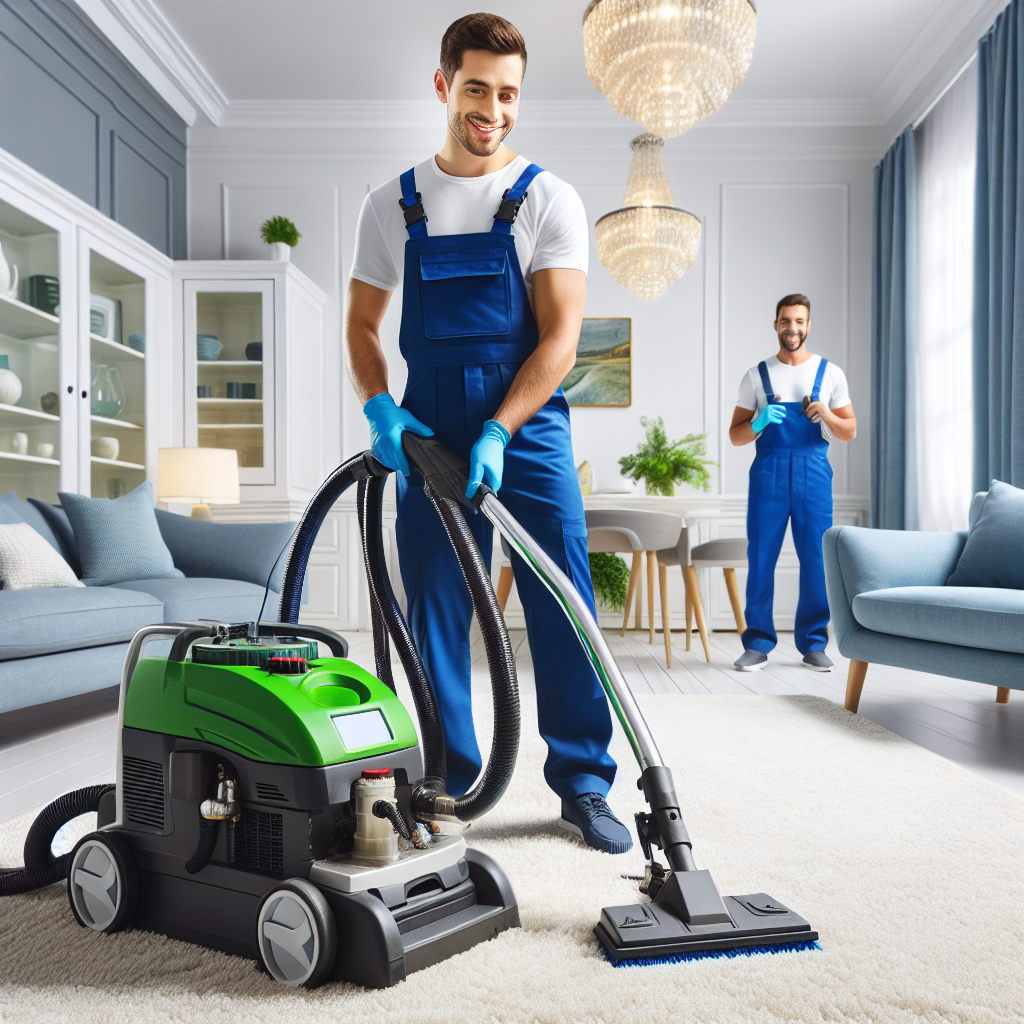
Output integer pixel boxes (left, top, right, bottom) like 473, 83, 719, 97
1, 693, 1022, 1023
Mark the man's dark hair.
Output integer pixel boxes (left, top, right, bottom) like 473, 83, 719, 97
775, 294, 811, 320
440, 13, 527, 84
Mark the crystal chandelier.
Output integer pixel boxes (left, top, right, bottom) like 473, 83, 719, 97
596, 134, 701, 301
583, 0, 757, 138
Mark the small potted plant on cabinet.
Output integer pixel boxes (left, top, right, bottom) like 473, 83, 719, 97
618, 416, 715, 496
260, 216, 301, 262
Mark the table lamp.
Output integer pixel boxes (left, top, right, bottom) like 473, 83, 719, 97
158, 447, 240, 520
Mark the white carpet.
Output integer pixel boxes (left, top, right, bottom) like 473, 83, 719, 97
1, 694, 1022, 1023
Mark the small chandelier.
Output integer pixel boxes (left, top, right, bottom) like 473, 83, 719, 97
583, 0, 757, 138
595, 134, 701, 301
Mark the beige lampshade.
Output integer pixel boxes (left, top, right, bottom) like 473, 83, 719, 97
158, 447, 240, 505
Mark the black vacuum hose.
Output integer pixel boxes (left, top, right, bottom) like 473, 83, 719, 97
427, 494, 520, 822
0, 784, 114, 895
278, 452, 367, 623
372, 799, 412, 841
357, 477, 396, 694
361, 472, 447, 792
185, 815, 218, 874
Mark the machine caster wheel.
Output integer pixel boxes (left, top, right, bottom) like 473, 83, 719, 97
67, 832, 138, 933
257, 878, 337, 988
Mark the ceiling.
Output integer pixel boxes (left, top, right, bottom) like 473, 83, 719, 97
152, 0, 947, 104
86, 0, 1006, 129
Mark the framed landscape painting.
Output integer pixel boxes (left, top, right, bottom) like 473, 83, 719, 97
561, 318, 631, 407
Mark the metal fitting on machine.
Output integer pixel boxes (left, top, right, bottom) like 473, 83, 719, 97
200, 766, 240, 821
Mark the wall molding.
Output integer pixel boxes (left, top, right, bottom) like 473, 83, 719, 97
187, 141, 884, 165
73, 0, 1006, 141
72, 0, 225, 126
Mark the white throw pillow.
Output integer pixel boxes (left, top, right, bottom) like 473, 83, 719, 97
0, 522, 84, 590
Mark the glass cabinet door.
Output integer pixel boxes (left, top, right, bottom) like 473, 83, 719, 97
184, 280, 274, 485
0, 197, 64, 502
87, 248, 147, 498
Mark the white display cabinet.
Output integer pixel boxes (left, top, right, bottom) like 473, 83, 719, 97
176, 261, 327, 509
0, 149, 174, 503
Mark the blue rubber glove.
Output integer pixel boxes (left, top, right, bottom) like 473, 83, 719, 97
466, 419, 511, 498
751, 404, 787, 434
363, 393, 433, 477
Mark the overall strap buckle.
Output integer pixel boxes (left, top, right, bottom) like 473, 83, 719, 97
399, 193, 427, 229
494, 187, 527, 226
399, 167, 428, 239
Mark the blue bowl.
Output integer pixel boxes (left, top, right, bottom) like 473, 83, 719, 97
197, 334, 222, 361
128, 333, 145, 353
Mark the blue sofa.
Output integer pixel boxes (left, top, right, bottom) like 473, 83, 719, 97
0, 493, 300, 715
823, 491, 1024, 712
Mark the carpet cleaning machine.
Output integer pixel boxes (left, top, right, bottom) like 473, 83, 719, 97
0, 437, 816, 986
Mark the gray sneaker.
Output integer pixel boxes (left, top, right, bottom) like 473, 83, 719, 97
734, 650, 768, 672
802, 650, 833, 672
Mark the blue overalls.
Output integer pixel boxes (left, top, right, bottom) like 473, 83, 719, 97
393, 163, 616, 800
742, 358, 833, 656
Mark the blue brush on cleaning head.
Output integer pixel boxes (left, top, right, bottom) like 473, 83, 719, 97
606, 938, 822, 968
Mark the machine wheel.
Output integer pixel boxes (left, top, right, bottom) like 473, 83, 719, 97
67, 832, 138, 933
256, 878, 337, 988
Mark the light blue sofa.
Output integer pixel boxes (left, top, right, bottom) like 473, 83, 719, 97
823, 491, 1024, 712
0, 493, 302, 715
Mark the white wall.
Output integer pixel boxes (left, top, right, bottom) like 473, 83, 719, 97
187, 115, 875, 629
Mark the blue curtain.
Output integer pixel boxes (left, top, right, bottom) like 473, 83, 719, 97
871, 126, 919, 529
975, 2, 1024, 490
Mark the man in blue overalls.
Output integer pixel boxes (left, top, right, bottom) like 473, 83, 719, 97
729, 294, 857, 673
345, 15, 630, 853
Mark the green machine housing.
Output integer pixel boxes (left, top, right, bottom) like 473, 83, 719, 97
100, 628, 519, 987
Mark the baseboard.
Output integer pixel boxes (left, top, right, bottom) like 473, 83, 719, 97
0, 686, 119, 745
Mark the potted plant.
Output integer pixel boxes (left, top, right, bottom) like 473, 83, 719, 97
260, 216, 301, 262
618, 416, 715, 496
589, 552, 631, 611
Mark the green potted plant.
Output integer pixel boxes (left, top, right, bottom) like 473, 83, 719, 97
618, 416, 715, 496
588, 552, 631, 611
260, 216, 301, 262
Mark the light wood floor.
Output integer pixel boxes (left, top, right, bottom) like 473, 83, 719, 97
2, 627, 1021, 826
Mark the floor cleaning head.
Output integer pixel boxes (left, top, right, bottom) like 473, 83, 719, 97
377, 436, 820, 965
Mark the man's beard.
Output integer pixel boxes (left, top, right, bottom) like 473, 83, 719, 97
448, 108, 510, 157
779, 331, 806, 352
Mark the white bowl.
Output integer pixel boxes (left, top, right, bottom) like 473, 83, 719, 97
91, 436, 119, 460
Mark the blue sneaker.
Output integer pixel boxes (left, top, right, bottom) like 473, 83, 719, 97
557, 793, 633, 854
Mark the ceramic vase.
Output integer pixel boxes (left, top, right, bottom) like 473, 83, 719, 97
11, 432, 27, 455
270, 242, 291, 262
0, 355, 23, 406
90, 364, 125, 418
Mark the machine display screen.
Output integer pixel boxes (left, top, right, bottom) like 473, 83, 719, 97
332, 709, 392, 750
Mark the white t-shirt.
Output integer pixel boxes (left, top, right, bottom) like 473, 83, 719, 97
350, 155, 588, 302
736, 354, 851, 441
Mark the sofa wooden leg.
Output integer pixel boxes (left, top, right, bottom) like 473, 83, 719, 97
997, 686, 1011, 704
845, 660, 868, 713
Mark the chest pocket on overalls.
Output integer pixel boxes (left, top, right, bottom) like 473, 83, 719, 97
419, 250, 511, 340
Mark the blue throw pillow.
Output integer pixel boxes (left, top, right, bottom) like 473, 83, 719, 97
946, 480, 1024, 589
59, 481, 183, 586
